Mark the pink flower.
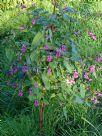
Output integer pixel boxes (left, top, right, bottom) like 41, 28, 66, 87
47, 68, 52, 76
89, 65, 95, 73
34, 100, 39, 107
88, 31, 96, 40
56, 48, 62, 58
66, 79, 75, 85
73, 71, 78, 79
88, 32, 94, 36
96, 56, 102, 63
91, 96, 99, 104
96, 93, 102, 97
44, 44, 48, 50
18, 91, 23, 97
21, 45, 27, 53
84, 72, 89, 80
47, 55, 52, 62
32, 19, 36, 25
91, 35, 96, 41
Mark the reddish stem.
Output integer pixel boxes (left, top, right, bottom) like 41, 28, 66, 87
40, 102, 44, 130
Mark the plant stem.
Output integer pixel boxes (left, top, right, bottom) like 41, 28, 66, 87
53, 0, 56, 14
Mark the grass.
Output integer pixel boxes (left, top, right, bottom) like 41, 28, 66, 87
0, 1, 102, 136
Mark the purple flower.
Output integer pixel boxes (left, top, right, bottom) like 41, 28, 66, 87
56, 48, 62, 58
89, 65, 95, 73
47, 68, 52, 76
34, 100, 39, 107
44, 44, 49, 50
21, 5, 26, 9
91, 96, 99, 104
88, 31, 96, 40
96, 56, 102, 63
7, 70, 13, 76
84, 72, 89, 80
32, 19, 36, 25
73, 31, 78, 35
18, 91, 23, 97
21, 45, 27, 53
29, 88, 32, 95
60, 45, 66, 52
22, 65, 27, 73
96, 93, 102, 97
13, 67, 18, 74
47, 55, 52, 62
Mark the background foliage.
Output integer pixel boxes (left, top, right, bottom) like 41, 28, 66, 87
0, 0, 102, 136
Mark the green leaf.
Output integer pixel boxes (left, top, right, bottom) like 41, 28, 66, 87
80, 84, 86, 98
31, 32, 44, 50
63, 106, 67, 120
51, 93, 56, 99
42, 73, 50, 90
30, 51, 38, 62
64, 60, 73, 73
75, 96, 83, 104
5, 48, 14, 62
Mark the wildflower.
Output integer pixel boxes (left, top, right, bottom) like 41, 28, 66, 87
56, 48, 61, 58
21, 45, 27, 53
88, 31, 96, 40
88, 32, 94, 36
96, 56, 102, 63
73, 71, 78, 79
96, 93, 102, 97
66, 79, 75, 85
91, 96, 99, 104
60, 45, 66, 52
32, 19, 36, 25
91, 35, 96, 41
7, 69, 13, 76
29, 88, 32, 95
13, 67, 18, 74
47, 68, 52, 76
89, 65, 95, 73
47, 55, 52, 62
34, 100, 39, 107
84, 72, 89, 80
21, 5, 26, 9
18, 91, 23, 97
22, 65, 27, 73
44, 44, 49, 50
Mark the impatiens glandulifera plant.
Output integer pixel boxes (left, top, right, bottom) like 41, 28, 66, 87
5, 4, 101, 131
